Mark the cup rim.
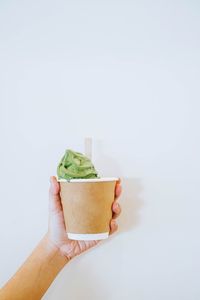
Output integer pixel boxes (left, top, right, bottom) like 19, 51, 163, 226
57, 176, 119, 183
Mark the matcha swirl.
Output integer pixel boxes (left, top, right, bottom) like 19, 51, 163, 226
57, 149, 98, 180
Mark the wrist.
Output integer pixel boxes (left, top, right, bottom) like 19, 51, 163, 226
43, 233, 69, 265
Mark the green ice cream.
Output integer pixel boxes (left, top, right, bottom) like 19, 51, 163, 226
57, 149, 98, 180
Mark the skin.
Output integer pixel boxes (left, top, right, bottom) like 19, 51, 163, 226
0, 176, 122, 300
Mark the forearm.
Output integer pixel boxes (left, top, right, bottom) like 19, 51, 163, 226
0, 235, 68, 300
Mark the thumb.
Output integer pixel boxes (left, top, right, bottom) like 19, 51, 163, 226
49, 176, 62, 213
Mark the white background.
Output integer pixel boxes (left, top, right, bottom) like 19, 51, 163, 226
0, 1, 200, 299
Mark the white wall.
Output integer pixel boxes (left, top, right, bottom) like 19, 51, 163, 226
0, 1, 200, 299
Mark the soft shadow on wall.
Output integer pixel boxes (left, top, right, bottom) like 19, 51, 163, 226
118, 177, 144, 233
94, 140, 144, 234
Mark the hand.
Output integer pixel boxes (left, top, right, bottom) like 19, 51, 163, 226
47, 176, 122, 261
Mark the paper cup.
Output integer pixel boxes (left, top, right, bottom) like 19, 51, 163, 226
58, 177, 118, 240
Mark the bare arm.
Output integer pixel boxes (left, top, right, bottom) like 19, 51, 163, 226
0, 236, 68, 300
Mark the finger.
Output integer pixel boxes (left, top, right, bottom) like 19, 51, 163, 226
49, 176, 62, 213
109, 219, 118, 235
115, 182, 122, 200
112, 202, 121, 219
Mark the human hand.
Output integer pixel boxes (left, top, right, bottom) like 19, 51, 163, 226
47, 176, 122, 261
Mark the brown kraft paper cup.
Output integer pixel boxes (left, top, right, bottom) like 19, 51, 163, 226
58, 178, 118, 240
